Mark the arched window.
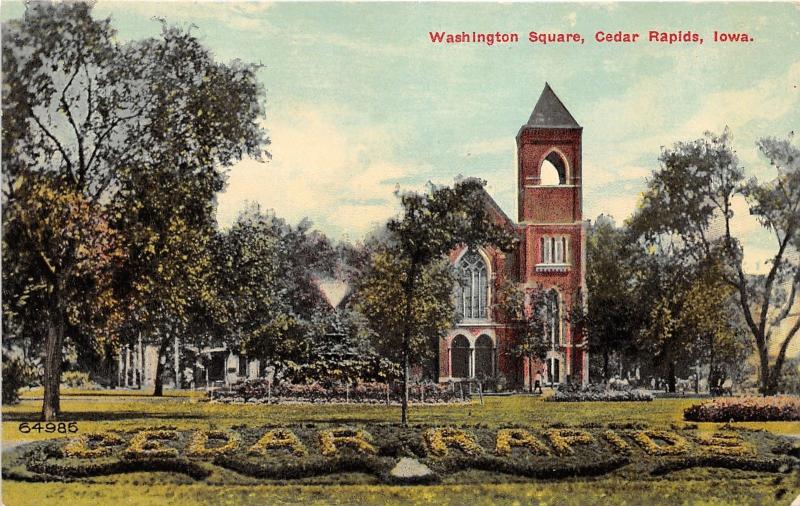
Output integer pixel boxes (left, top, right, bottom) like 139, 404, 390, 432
457, 250, 488, 319
475, 335, 494, 378
540, 151, 567, 185
451, 335, 470, 378
546, 289, 561, 347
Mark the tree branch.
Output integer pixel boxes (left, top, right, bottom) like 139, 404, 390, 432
28, 109, 77, 185
768, 316, 800, 389
758, 226, 794, 338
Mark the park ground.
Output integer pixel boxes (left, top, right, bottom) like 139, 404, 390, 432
1, 389, 799, 505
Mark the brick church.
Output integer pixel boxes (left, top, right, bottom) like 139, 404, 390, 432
438, 84, 589, 388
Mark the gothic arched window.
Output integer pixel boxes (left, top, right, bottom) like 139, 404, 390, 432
546, 289, 562, 347
457, 250, 488, 320
540, 151, 568, 185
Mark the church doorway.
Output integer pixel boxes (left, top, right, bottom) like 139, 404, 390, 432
474, 334, 494, 379
451, 335, 470, 378
547, 357, 560, 385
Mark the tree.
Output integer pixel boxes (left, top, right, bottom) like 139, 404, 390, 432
215, 206, 333, 373
630, 130, 800, 395
583, 216, 642, 381
497, 281, 551, 391
1, 3, 266, 418
379, 178, 516, 424
350, 248, 456, 383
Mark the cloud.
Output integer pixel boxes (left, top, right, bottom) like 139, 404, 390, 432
681, 62, 800, 138
216, 103, 421, 239
581, 60, 798, 273
98, 1, 275, 34
462, 137, 514, 157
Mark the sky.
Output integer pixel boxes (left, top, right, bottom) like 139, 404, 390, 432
2, 2, 799, 277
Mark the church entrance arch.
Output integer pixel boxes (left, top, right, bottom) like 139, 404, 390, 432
451, 335, 470, 378
548, 357, 561, 385
474, 335, 494, 379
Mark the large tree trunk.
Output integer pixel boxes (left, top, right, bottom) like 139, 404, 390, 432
707, 333, 716, 394
667, 361, 676, 393
42, 302, 65, 421
153, 335, 170, 397
757, 343, 771, 396
765, 329, 798, 396
400, 259, 418, 426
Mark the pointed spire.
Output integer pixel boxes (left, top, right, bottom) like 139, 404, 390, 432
526, 83, 580, 128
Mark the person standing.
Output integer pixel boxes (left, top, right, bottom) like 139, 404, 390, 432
533, 371, 543, 394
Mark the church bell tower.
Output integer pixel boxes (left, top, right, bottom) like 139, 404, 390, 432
516, 83, 587, 385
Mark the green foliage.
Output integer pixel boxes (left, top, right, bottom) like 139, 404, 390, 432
214, 207, 332, 367
373, 178, 517, 422
351, 249, 456, 375
497, 281, 551, 374
2, 352, 39, 404
583, 216, 642, 380
1, 2, 268, 413
60, 371, 99, 390
630, 130, 800, 395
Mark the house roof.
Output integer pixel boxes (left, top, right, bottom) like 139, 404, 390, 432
525, 83, 580, 129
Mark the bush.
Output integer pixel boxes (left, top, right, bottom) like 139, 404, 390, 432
684, 396, 800, 422
209, 380, 470, 404
2, 352, 39, 404
548, 383, 653, 402
61, 371, 101, 390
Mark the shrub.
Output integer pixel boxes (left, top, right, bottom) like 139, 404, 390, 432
61, 371, 101, 390
2, 352, 39, 404
548, 383, 653, 402
650, 455, 795, 476
684, 396, 800, 422
209, 380, 470, 404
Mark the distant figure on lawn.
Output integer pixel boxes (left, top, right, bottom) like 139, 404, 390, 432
533, 371, 543, 394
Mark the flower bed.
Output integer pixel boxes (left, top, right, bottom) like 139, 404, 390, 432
3, 423, 796, 485
549, 384, 653, 402
683, 396, 800, 422
209, 380, 470, 404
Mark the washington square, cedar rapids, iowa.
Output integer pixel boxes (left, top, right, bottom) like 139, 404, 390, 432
1, 2, 799, 506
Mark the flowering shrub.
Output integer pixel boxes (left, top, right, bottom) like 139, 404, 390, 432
495, 429, 549, 456
318, 428, 377, 457
209, 380, 469, 404
684, 396, 800, 422
124, 430, 179, 459
186, 430, 240, 458
549, 383, 653, 402
248, 429, 307, 457
544, 429, 594, 456
62, 432, 125, 458
423, 428, 483, 458
633, 430, 689, 456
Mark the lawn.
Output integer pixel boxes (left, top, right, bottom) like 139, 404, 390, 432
2, 389, 799, 505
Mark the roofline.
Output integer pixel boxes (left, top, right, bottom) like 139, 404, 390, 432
516, 125, 583, 140
477, 186, 517, 231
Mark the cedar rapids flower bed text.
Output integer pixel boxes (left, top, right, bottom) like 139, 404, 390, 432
4, 423, 798, 484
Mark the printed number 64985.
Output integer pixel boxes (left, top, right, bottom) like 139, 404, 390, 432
18, 422, 78, 434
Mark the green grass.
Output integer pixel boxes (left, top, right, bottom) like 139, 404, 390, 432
3, 391, 799, 505
3, 471, 798, 506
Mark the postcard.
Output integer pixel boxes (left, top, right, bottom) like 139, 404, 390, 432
1, 2, 798, 505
